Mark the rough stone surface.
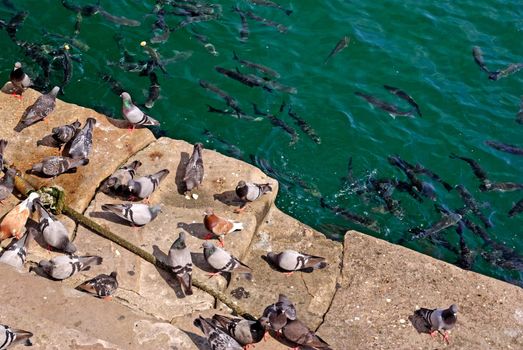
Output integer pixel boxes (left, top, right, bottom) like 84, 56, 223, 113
317, 231, 523, 350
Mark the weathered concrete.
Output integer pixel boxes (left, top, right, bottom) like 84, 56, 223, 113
317, 231, 523, 350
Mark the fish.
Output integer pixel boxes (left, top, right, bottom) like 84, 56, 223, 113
517, 96, 523, 124
253, 104, 298, 144
449, 153, 489, 186
410, 211, 462, 240
199, 79, 243, 117
455, 184, 492, 229
141, 43, 167, 75
287, 106, 321, 144
16, 40, 51, 86
171, 14, 220, 31
62, 0, 140, 26
383, 85, 422, 117
150, 8, 170, 44
489, 63, 523, 81
480, 182, 523, 192
233, 51, 280, 78
324, 36, 350, 65
171, 2, 218, 16
472, 46, 491, 73
232, 6, 249, 42
355, 91, 415, 118
485, 140, 523, 155
60, 45, 73, 91
215, 66, 272, 91
388, 156, 424, 194
249, 0, 293, 15
245, 10, 288, 32
265, 80, 297, 94
508, 198, 523, 217
203, 129, 243, 159
145, 72, 161, 109
100, 74, 125, 96
319, 197, 379, 232
6, 11, 28, 42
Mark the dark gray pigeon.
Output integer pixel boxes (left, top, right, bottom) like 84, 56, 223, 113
120, 92, 160, 130
31, 156, 89, 177
183, 143, 204, 194
127, 169, 169, 200
67, 117, 96, 159
194, 316, 243, 350
266, 249, 327, 273
101, 160, 142, 193
260, 294, 297, 332
0, 228, 33, 269
234, 180, 272, 212
35, 201, 76, 253
77, 271, 118, 298
38, 254, 103, 280
0, 324, 33, 348
101, 203, 161, 226
281, 319, 332, 350
412, 304, 458, 344
9, 61, 33, 94
167, 232, 193, 296
202, 241, 252, 280
15, 86, 60, 131
211, 314, 264, 347
36, 119, 81, 149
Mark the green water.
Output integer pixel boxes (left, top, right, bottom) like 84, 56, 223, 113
1, 1, 521, 286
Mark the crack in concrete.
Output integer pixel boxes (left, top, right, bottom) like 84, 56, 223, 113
115, 295, 169, 322
300, 273, 315, 299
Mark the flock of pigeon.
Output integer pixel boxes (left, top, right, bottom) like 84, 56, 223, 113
0, 59, 461, 348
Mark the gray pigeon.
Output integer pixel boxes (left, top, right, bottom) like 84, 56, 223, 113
194, 316, 243, 350
101, 203, 161, 226
127, 169, 170, 200
234, 180, 272, 212
202, 242, 252, 280
77, 271, 118, 298
102, 160, 142, 193
260, 294, 297, 332
36, 119, 81, 149
31, 156, 89, 177
35, 201, 76, 253
38, 254, 103, 280
211, 314, 264, 347
266, 249, 327, 273
0, 168, 16, 203
167, 232, 193, 295
9, 61, 33, 93
0, 324, 33, 348
281, 319, 332, 350
413, 304, 458, 344
15, 86, 60, 131
120, 92, 160, 129
183, 143, 204, 194
67, 117, 96, 159
0, 228, 33, 269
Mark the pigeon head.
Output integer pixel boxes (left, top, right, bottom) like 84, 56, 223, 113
194, 143, 204, 152
127, 179, 140, 195
110, 271, 118, 279
38, 260, 52, 275
237, 180, 246, 188
120, 92, 131, 100
150, 205, 162, 217
449, 304, 458, 314
14, 62, 22, 69
203, 207, 214, 216
172, 232, 187, 249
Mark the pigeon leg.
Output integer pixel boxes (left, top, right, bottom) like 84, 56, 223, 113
207, 271, 222, 279
233, 203, 248, 214
11, 92, 23, 100
102, 295, 113, 301
438, 330, 450, 344
218, 237, 225, 247
283, 271, 294, 276
142, 197, 151, 204
429, 330, 437, 339
127, 124, 136, 133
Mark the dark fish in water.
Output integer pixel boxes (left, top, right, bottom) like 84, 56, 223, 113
480, 182, 523, 192
2, 0, 16, 11
6, 11, 28, 42
253, 104, 298, 144
489, 63, 523, 81
171, 14, 219, 31
245, 10, 288, 33
151, 8, 170, 44
203, 129, 243, 159
171, 2, 218, 16
485, 140, 523, 155
320, 197, 379, 232
355, 91, 415, 118
232, 5, 249, 42
481, 242, 523, 271
265, 80, 297, 94
472, 46, 491, 74
206, 104, 260, 121
404, 159, 453, 192
455, 184, 492, 229
369, 177, 402, 216
199, 79, 243, 117
449, 153, 489, 186
60, 45, 73, 92
215, 66, 272, 91
410, 211, 462, 240
457, 212, 492, 244
249, 0, 293, 16
43, 31, 90, 52
16, 41, 51, 86
287, 106, 321, 144
455, 220, 474, 270
517, 96, 523, 125
395, 180, 424, 202
508, 198, 523, 217
61, 0, 140, 26
142, 43, 168, 75
388, 155, 424, 194
383, 85, 422, 117
324, 36, 350, 65
100, 74, 125, 96
145, 72, 160, 109
233, 51, 280, 78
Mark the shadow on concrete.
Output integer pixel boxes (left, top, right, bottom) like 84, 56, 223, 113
151, 244, 186, 298
177, 222, 210, 240
212, 190, 241, 207
175, 152, 190, 195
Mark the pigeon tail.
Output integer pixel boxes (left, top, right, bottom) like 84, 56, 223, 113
231, 221, 243, 232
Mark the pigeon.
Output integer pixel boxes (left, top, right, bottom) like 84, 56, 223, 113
0, 192, 39, 242
183, 142, 204, 194
0, 168, 17, 204
413, 304, 458, 344
234, 180, 272, 213
127, 169, 169, 200
167, 232, 193, 296
266, 249, 327, 274
0, 228, 34, 269
120, 91, 160, 130
281, 319, 332, 350
38, 254, 103, 280
194, 316, 243, 350
203, 208, 243, 246
211, 314, 265, 347
77, 271, 118, 298
67, 117, 96, 159
36, 119, 81, 149
0, 139, 7, 168
0, 324, 33, 348
101, 160, 142, 193
15, 86, 60, 132
101, 203, 161, 226
202, 242, 252, 280
35, 200, 76, 253
31, 156, 89, 177
9, 61, 32, 94
260, 294, 297, 332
